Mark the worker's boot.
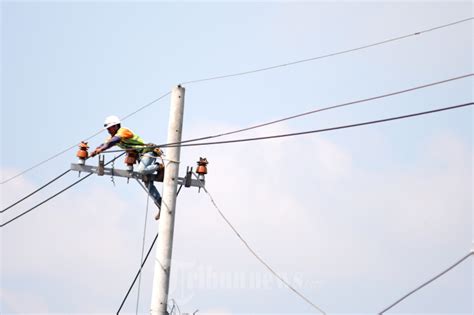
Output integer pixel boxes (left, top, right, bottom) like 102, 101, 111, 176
153, 163, 165, 182
155, 163, 164, 174
157, 163, 164, 171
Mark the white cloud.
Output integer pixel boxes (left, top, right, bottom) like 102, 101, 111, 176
0, 287, 49, 314
1, 124, 471, 313
173, 123, 472, 312
1, 168, 158, 312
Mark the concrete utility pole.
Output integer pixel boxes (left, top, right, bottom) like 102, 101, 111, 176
150, 85, 185, 315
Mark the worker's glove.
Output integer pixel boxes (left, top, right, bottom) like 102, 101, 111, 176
147, 143, 163, 156
90, 148, 102, 158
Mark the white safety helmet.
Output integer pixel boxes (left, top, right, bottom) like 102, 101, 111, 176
104, 115, 121, 129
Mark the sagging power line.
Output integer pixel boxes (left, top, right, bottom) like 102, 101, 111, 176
0, 173, 93, 228
0, 92, 171, 185
99, 74, 473, 153
4, 102, 472, 228
118, 184, 185, 314
5, 73, 471, 212
3, 16, 472, 185
180, 17, 473, 85
1, 169, 71, 213
0, 153, 125, 228
4, 73, 471, 217
100, 102, 473, 151
135, 180, 152, 315
187, 73, 471, 141
117, 232, 159, 315
193, 173, 326, 314
379, 250, 474, 314
4, 81, 471, 314
167, 102, 473, 148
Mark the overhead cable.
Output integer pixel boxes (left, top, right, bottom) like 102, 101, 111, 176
189, 74, 472, 140
120, 91, 172, 121
99, 74, 473, 154
169, 299, 182, 315
0, 172, 94, 228
135, 180, 152, 315
379, 251, 474, 314
180, 17, 473, 85
0, 92, 171, 185
3, 17, 472, 185
117, 186, 182, 314
1, 153, 125, 228
166, 102, 473, 148
117, 232, 159, 315
3, 14, 472, 186
0, 131, 102, 185
1, 169, 71, 213
193, 173, 326, 314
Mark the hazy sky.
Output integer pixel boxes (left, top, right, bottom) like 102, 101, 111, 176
1, 1, 473, 314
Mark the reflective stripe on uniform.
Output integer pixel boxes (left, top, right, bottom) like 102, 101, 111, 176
110, 127, 151, 153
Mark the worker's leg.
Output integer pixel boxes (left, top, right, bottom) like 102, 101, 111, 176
138, 152, 162, 219
144, 180, 162, 205
137, 152, 159, 174
144, 180, 161, 220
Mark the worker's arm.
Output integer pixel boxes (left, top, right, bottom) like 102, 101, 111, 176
90, 136, 121, 157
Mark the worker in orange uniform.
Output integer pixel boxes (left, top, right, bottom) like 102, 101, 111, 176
90, 115, 163, 220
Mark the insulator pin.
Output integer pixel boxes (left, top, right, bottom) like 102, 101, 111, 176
196, 157, 208, 175
76, 141, 89, 165
196, 157, 208, 183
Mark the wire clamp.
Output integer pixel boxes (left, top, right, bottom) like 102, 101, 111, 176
97, 155, 105, 176
184, 167, 193, 188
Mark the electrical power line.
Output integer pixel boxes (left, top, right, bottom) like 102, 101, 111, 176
165, 102, 473, 148
180, 17, 473, 85
0, 130, 103, 185
117, 185, 183, 314
100, 74, 473, 154
1, 169, 71, 213
3, 16, 472, 185
169, 299, 182, 315
193, 173, 326, 314
190, 74, 471, 140
135, 181, 152, 315
1, 153, 125, 228
117, 232, 160, 315
121, 91, 172, 121
0, 92, 171, 185
0, 172, 94, 228
379, 251, 474, 314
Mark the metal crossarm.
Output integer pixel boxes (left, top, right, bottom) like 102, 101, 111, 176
70, 163, 203, 188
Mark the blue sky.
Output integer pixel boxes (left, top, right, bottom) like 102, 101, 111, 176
1, 1, 473, 314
